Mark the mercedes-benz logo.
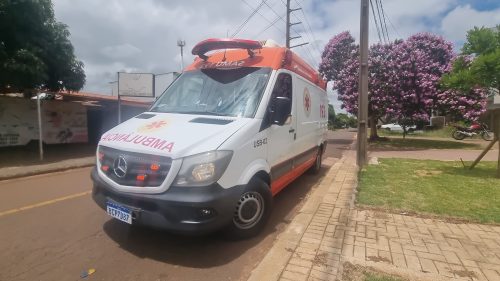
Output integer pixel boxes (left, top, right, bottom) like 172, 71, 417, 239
113, 155, 128, 178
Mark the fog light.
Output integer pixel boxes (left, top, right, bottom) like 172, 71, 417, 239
150, 163, 160, 171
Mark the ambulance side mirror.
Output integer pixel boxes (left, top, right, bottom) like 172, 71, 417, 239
272, 97, 291, 126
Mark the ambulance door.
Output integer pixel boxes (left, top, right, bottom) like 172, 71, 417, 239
267, 72, 297, 187
293, 76, 321, 165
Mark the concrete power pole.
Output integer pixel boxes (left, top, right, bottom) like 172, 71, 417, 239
286, 0, 307, 49
357, 0, 369, 167
286, 0, 290, 48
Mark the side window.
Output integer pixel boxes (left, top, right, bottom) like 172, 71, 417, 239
271, 73, 292, 104
261, 73, 293, 130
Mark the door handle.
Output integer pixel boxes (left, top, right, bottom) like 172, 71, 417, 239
289, 128, 295, 133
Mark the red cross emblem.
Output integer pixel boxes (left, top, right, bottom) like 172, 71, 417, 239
138, 119, 169, 133
303, 88, 311, 117
145, 120, 167, 130
304, 95, 310, 111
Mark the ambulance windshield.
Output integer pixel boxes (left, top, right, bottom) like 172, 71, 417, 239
151, 67, 271, 118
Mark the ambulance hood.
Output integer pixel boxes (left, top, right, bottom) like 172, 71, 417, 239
98, 112, 250, 159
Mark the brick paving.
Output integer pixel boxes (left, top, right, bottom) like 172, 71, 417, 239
258, 149, 500, 281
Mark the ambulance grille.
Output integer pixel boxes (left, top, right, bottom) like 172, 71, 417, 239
98, 146, 171, 187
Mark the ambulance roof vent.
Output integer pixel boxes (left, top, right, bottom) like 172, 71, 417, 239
189, 117, 234, 125
135, 113, 155, 119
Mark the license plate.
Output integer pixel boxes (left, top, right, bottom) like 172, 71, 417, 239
106, 201, 132, 224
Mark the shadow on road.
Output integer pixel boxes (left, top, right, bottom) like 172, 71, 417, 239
102, 166, 330, 268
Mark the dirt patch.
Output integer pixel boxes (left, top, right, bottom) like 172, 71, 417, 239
371, 211, 390, 220
313, 251, 328, 266
340, 262, 407, 281
451, 269, 476, 279
414, 169, 443, 177
367, 255, 392, 263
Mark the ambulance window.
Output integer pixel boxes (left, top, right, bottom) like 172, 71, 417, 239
151, 67, 271, 118
271, 73, 292, 101
261, 73, 293, 130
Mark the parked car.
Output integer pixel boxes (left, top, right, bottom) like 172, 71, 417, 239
380, 123, 416, 132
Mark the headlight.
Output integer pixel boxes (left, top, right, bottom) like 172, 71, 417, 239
173, 150, 233, 186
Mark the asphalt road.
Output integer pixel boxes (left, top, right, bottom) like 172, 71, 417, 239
0, 130, 355, 281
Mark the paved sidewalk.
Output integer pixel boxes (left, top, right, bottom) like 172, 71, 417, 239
248, 149, 500, 281
0, 156, 95, 180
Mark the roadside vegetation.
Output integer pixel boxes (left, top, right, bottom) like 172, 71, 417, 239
328, 104, 358, 130
368, 137, 482, 150
340, 262, 407, 281
358, 159, 500, 224
378, 127, 455, 139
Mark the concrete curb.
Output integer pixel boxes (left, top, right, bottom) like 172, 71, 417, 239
247, 155, 347, 281
0, 156, 95, 181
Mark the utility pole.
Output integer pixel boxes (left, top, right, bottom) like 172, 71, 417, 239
286, 0, 306, 49
177, 39, 185, 72
357, 0, 369, 167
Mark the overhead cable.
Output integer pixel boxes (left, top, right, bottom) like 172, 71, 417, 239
232, 0, 267, 38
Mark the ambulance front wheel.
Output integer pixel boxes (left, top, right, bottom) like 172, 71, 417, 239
226, 178, 272, 239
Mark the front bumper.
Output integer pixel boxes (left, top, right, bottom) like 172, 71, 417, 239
91, 167, 244, 235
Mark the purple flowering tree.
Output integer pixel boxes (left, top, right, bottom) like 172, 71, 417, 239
385, 33, 455, 136
319, 31, 358, 82
320, 32, 457, 138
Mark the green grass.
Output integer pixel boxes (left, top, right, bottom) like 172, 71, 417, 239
369, 137, 482, 150
358, 159, 500, 223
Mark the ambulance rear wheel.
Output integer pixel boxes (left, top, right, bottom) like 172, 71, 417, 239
226, 178, 272, 239
308, 148, 322, 175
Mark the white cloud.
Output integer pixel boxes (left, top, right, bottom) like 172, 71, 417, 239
51, 0, 499, 96
100, 44, 142, 60
440, 4, 500, 42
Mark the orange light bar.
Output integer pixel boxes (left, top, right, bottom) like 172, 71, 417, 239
150, 164, 160, 171
101, 165, 109, 172
136, 174, 146, 181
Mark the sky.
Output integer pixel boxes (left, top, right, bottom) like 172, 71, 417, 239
52, 0, 500, 112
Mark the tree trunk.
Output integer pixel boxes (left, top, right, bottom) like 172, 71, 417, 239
369, 115, 379, 140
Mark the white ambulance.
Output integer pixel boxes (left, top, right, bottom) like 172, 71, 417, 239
92, 38, 328, 238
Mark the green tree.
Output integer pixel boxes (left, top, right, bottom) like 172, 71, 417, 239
442, 26, 500, 93
333, 113, 357, 129
0, 0, 85, 94
462, 26, 500, 56
328, 104, 335, 129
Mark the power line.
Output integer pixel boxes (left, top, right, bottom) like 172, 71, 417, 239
369, 0, 383, 43
386, 13, 401, 39
377, 0, 390, 42
232, 0, 267, 38
254, 14, 283, 38
379, 0, 391, 42
242, 0, 285, 38
374, 0, 388, 43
